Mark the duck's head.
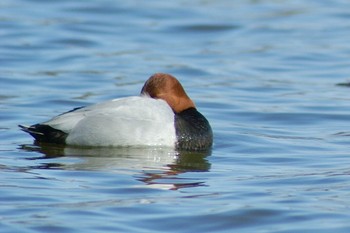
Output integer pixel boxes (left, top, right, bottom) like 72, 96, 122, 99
141, 73, 195, 113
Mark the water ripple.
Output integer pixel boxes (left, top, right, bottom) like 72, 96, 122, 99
2, 0, 350, 232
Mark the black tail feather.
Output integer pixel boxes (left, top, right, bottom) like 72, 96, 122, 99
19, 125, 44, 136
19, 124, 68, 144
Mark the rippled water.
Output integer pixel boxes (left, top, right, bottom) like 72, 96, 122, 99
2, 0, 350, 232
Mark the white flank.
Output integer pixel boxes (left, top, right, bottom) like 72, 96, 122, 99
43, 96, 176, 147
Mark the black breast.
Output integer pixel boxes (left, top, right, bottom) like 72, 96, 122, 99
175, 108, 213, 151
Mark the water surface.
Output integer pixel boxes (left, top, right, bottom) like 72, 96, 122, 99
1, 0, 350, 232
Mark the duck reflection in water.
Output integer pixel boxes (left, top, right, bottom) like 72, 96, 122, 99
20, 142, 211, 190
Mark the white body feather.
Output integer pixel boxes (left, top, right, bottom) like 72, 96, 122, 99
42, 96, 176, 147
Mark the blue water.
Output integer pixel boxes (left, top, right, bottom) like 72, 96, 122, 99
2, 0, 350, 232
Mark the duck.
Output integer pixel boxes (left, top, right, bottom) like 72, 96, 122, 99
19, 73, 213, 150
